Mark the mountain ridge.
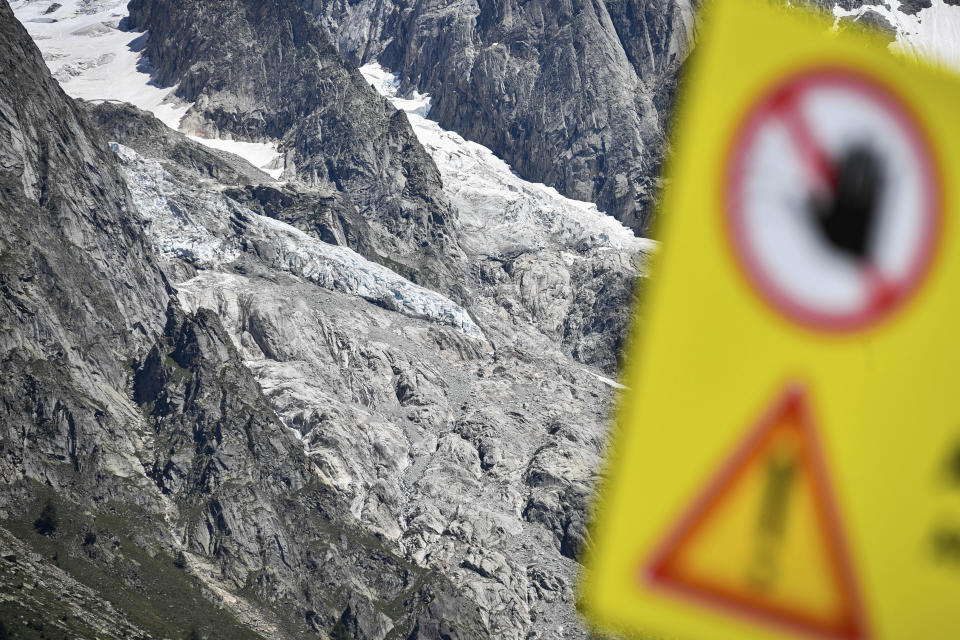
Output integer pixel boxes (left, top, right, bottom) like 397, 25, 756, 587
2, 0, 651, 637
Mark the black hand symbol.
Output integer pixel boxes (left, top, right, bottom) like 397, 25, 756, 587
807, 146, 884, 262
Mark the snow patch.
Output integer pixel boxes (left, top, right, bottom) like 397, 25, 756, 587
186, 136, 284, 179
110, 141, 239, 268
581, 369, 628, 390
833, 0, 960, 72
11, 0, 190, 129
361, 63, 432, 116
11, 0, 284, 176
253, 215, 486, 340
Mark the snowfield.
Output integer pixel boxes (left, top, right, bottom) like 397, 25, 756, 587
833, 0, 960, 71
11, 0, 284, 178
359, 63, 656, 257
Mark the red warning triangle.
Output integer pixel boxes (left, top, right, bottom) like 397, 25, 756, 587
642, 385, 870, 639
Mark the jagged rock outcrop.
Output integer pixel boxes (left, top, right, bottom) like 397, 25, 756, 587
133, 302, 489, 639
126, 0, 469, 296
603, 0, 697, 117
84, 100, 276, 187
84, 101, 381, 274
0, 0, 170, 497
303, 0, 960, 233
301, 0, 697, 234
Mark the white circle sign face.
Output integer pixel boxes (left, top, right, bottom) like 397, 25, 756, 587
726, 68, 941, 331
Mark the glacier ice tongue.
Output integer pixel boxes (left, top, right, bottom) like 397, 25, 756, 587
110, 142, 485, 341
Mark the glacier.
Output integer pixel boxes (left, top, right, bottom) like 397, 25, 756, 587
358, 63, 656, 258
111, 141, 485, 340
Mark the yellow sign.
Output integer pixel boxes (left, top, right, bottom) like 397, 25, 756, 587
645, 386, 867, 639
581, 1, 960, 639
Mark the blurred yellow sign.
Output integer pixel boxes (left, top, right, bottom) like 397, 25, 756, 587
581, 1, 960, 639
644, 386, 867, 638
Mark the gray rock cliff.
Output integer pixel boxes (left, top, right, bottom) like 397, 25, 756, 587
126, 0, 469, 296
301, 0, 697, 234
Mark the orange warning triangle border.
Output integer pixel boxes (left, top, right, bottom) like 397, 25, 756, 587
640, 384, 871, 640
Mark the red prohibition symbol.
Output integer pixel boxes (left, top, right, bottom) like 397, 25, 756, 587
725, 67, 942, 331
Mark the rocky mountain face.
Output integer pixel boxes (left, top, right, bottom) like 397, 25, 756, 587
0, 0, 170, 498
9, 0, 960, 637
299, 0, 698, 234
88, 85, 642, 639
0, 3, 498, 638
3, 0, 655, 637
126, 0, 468, 297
